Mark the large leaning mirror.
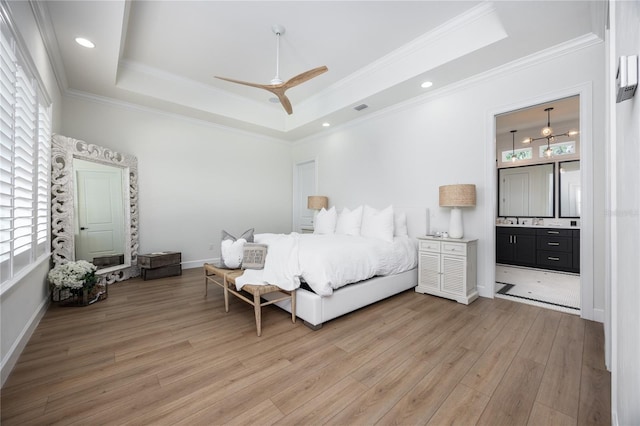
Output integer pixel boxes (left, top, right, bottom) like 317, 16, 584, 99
51, 134, 139, 283
498, 163, 555, 218
560, 160, 581, 218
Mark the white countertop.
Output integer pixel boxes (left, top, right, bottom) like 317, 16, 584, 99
496, 224, 580, 230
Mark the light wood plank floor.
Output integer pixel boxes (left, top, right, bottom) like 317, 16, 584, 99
1, 268, 611, 425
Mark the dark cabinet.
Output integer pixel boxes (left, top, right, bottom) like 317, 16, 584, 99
573, 229, 580, 273
496, 227, 537, 267
536, 228, 573, 272
496, 227, 580, 273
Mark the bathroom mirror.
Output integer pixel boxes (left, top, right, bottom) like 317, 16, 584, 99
51, 134, 139, 283
559, 160, 581, 218
498, 163, 554, 218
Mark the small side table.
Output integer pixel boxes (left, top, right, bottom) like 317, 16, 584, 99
138, 251, 182, 280
204, 263, 296, 336
415, 236, 478, 304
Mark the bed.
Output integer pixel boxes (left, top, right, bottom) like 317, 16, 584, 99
235, 206, 426, 328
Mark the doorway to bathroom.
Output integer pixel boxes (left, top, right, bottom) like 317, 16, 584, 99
493, 95, 581, 314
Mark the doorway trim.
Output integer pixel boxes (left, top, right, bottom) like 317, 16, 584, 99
292, 157, 318, 232
483, 82, 596, 321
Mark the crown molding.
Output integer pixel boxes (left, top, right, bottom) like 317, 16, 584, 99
29, 0, 67, 94
326, 2, 499, 92
295, 33, 603, 146
62, 89, 290, 147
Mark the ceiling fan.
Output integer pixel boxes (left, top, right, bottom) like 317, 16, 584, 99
215, 24, 328, 115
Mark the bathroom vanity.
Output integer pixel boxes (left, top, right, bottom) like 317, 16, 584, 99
496, 225, 580, 273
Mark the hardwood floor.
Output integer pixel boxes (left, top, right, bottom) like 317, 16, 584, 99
1, 268, 611, 425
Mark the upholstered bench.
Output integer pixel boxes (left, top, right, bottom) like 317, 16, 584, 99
203, 263, 296, 336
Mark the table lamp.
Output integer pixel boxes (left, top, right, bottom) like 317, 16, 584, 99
307, 195, 328, 225
439, 184, 476, 239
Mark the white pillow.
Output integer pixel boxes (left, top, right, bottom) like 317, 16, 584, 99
220, 238, 246, 269
335, 206, 363, 236
394, 211, 409, 237
360, 205, 394, 243
313, 206, 337, 234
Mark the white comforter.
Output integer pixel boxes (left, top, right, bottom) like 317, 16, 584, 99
235, 233, 417, 296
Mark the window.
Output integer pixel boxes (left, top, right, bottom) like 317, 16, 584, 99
501, 147, 533, 163
538, 141, 576, 158
1, 17, 52, 287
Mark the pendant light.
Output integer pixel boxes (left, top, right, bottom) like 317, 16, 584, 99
522, 107, 579, 158
510, 130, 517, 162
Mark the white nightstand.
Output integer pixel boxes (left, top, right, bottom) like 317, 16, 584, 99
415, 236, 478, 304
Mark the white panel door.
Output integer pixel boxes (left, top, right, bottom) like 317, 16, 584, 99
500, 172, 529, 217
75, 169, 125, 262
293, 160, 316, 232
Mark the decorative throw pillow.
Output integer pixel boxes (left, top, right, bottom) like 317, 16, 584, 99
313, 206, 337, 234
335, 206, 363, 236
360, 205, 394, 243
241, 243, 268, 269
220, 228, 254, 268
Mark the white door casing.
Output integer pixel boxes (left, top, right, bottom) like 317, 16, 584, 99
293, 159, 317, 232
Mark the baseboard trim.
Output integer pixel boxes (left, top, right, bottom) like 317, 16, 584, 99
592, 307, 605, 323
1, 295, 50, 388
182, 258, 218, 270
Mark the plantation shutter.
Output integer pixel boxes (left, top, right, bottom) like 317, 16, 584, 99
0, 27, 17, 280
0, 17, 52, 285
12, 61, 37, 273
36, 102, 51, 256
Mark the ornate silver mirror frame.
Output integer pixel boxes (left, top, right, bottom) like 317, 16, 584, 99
51, 134, 140, 283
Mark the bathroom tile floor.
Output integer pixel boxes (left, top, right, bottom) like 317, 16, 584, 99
495, 264, 580, 315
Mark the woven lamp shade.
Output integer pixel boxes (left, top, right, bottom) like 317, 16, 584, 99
439, 184, 476, 207
307, 195, 328, 210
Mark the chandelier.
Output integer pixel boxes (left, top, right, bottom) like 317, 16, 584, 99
523, 107, 579, 158
510, 129, 517, 162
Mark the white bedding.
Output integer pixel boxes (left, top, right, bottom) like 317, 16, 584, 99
235, 233, 417, 296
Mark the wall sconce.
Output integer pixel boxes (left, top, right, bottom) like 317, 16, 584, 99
439, 184, 476, 239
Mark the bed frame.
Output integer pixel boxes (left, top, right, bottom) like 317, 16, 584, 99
263, 207, 426, 328
263, 268, 417, 328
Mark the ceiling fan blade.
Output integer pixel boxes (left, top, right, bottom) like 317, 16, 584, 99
276, 92, 293, 115
283, 66, 328, 90
214, 75, 272, 90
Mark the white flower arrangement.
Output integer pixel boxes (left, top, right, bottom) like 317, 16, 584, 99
48, 260, 98, 290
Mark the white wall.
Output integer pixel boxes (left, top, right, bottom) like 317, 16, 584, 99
1, 1, 62, 386
293, 42, 606, 319
61, 95, 293, 268
610, 1, 640, 424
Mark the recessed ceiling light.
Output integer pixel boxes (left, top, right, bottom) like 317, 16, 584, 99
75, 37, 95, 48
421, 81, 433, 89
322, 122, 330, 127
